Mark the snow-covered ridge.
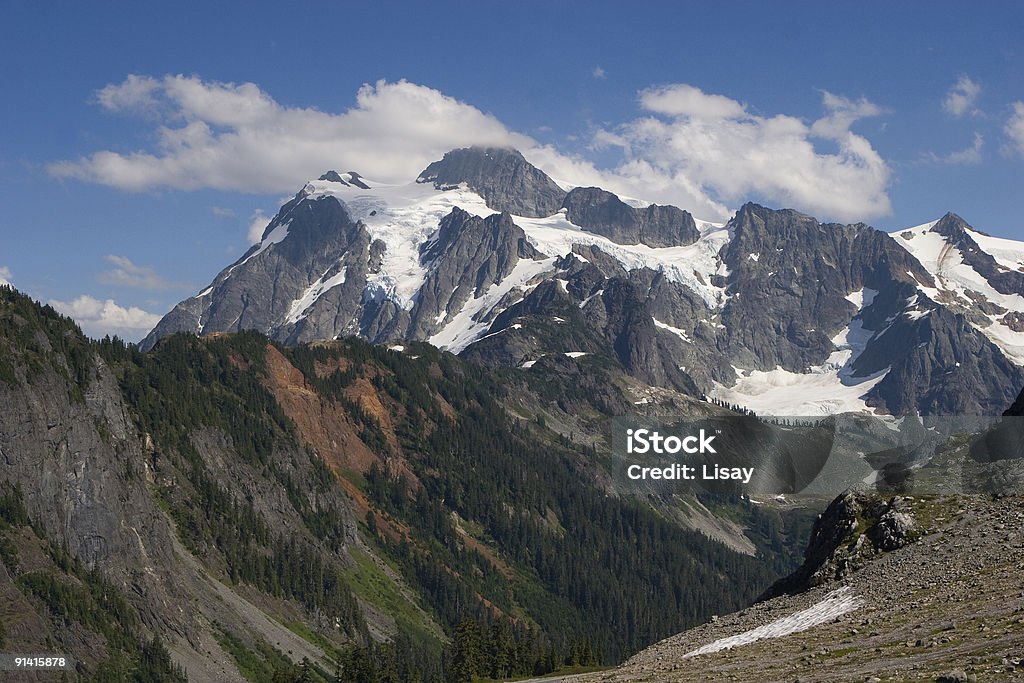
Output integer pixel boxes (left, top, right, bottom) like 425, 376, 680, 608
891, 220, 1024, 364
290, 175, 733, 349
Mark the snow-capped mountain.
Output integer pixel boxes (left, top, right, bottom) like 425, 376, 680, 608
142, 147, 1024, 416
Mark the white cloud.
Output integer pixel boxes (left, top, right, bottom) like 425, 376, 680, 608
51, 75, 531, 191
926, 132, 984, 165
641, 84, 747, 119
592, 66, 606, 80
943, 75, 982, 118
211, 206, 236, 218
1005, 102, 1024, 157
592, 85, 892, 221
247, 209, 270, 244
0, 266, 11, 288
49, 295, 162, 340
51, 75, 894, 223
97, 254, 183, 290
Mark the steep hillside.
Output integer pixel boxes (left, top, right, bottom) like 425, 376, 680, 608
0, 287, 811, 682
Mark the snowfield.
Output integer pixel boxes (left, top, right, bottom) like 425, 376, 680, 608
301, 176, 733, 352
710, 287, 887, 415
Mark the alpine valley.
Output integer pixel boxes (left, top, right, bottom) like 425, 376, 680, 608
4, 146, 1024, 683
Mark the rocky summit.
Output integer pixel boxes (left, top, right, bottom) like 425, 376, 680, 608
143, 146, 1024, 417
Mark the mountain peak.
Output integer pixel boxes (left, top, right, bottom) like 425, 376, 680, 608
319, 170, 348, 184
417, 146, 566, 218
316, 170, 370, 189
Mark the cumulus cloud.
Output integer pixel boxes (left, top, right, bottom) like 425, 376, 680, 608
943, 76, 982, 118
49, 295, 162, 340
926, 132, 984, 165
50, 75, 531, 191
0, 266, 11, 287
51, 75, 893, 223
592, 85, 891, 221
97, 254, 185, 290
1005, 102, 1024, 157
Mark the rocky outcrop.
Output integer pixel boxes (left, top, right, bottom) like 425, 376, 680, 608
561, 186, 700, 247
765, 492, 918, 598
568, 495, 1024, 682
409, 208, 541, 338
417, 146, 566, 217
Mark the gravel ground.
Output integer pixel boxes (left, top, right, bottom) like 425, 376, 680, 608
557, 495, 1024, 683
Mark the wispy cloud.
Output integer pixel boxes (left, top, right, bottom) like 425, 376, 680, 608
943, 75, 982, 118
0, 266, 12, 287
211, 206, 236, 218
1005, 102, 1024, 157
592, 66, 606, 79
97, 254, 186, 290
247, 209, 270, 244
49, 295, 162, 340
925, 132, 984, 165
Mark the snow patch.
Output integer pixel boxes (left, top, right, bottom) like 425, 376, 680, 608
429, 257, 556, 353
683, 588, 862, 658
711, 314, 886, 415
512, 213, 731, 308
845, 287, 877, 308
285, 267, 347, 324
232, 220, 291, 274
653, 317, 692, 343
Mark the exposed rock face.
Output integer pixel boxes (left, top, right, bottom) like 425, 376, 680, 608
561, 186, 700, 247
142, 191, 374, 350
1004, 385, 1024, 416
0, 351, 180, 600
410, 208, 540, 338
0, 295, 369, 680
417, 146, 566, 217
718, 203, 930, 373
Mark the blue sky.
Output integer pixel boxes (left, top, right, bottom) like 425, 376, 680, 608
2, 1, 1023, 339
